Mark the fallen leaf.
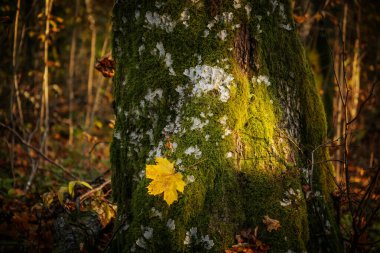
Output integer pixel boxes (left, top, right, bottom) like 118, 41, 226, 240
42, 192, 55, 207
95, 55, 115, 77
262, 215, 281, 232
146, 157, 186, 205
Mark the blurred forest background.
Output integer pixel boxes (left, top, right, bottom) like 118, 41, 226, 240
0, 0, 379, 252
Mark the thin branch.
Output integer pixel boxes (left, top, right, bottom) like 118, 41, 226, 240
347, 80, 378, 125
80, 179, 111, 202
355, 166, 380, 230
0, 122, 78, 179
88, 141, 110, 155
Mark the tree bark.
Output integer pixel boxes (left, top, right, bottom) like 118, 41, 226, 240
110, 1, 343, 252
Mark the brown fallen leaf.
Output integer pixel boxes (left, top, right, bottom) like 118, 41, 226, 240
95, 55, 115, 77
262, 215, 281, 232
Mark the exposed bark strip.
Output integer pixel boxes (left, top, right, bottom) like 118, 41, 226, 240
234, 24, 254, 74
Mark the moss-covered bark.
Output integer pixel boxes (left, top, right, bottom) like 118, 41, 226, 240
110, 0, 342, 252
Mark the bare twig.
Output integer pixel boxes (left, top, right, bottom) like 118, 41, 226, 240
0, 122, 78, 180
355, 166, 380, 231
80, 179, 111, 202
347, 80, 378, 125
88, 141, 110, 155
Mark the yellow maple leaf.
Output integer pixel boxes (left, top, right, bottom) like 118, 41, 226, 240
146, 157, 186, 205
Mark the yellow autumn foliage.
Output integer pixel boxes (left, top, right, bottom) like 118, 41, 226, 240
146, 157, 186, 205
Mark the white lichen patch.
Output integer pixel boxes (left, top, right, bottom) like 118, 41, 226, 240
146, 129, 154, 144
155, 1, 164, 9
184, 227, 197, 245
138, 44, 145, 55
233, 0, 242, 9
184, 145, 202, 159
165, 53, 176, 75
226, 151, 233, 158
156, 42, 165, 57
270, 0, 291, 30
142, 226, 154, 240
279, 23, 292, 31
280, 188, 302, 207
122, 223, 129, 231
222, 128, 232, 139
190, 117, 209, 131
201, 235, 215, 250
144, 88, 163, 104
186, 175, 195, 183
135, 237, 147, 249
129, 131, 144, 147
217, 29, 228, 41
219, 115, 228, 125
166, 219, 176, 231
145, 11, 176, 33
207, 19, 216, 30
148, 140, 164, 159
180, 8, 190, 27
150, 48, 158, 56
161, 84, 188, 136
205, 12, 234, 39
150, 207, 162, 219
245, 4, 252, 19
183, 65, 234, 102
256, 24, 263, 34
232, 24, 241, 30
183, 227, 214, 250
114, 130, 121, 140
216, 12, 234, 24
252, 75, 271, 86
153, 42, 176, 75
271, 0, 279, 12
279, 3, 286, 20
194, 53, 202, 64
135, 10, 140, 20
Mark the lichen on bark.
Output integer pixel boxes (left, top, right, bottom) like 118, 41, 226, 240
110, 0, 343, 252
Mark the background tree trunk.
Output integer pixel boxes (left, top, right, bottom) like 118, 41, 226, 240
110, 0, 342, 252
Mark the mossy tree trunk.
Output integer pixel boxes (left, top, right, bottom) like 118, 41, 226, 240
110, 0, 343, 252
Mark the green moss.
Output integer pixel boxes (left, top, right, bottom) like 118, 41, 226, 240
110, 0, 342, 252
